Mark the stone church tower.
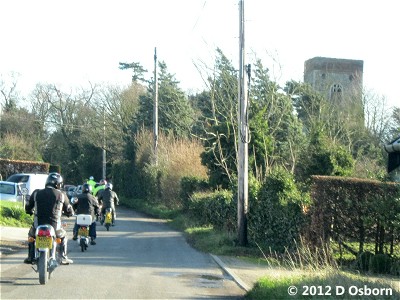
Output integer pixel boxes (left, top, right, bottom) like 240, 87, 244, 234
304, 57, 363, 104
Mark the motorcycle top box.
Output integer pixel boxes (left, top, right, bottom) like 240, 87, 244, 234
76, 214, 92, 252
76, 214, 92, 226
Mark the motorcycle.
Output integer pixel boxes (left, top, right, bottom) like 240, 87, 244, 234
103, 207, 113, 231
30, 225, 62, 285
76, 214, 92, 252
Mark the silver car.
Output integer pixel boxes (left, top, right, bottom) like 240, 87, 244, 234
0, 181, 24, 202
73, 185, 83, 197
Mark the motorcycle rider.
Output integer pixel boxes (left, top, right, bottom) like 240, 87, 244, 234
24, 172, 74, 265
86, 176, 97, 192
72, 183, 100, 245
98, 183, 119, 226
93, 178, 107, 197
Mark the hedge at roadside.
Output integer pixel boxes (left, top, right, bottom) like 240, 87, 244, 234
181, 172, 400, 275
183, 168, 308, 251
0, 158, 49, 180
307, 176, 400, 257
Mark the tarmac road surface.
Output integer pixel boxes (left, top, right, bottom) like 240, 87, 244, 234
0, 206, 246, 299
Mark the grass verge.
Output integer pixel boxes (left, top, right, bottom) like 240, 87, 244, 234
246, 270, 399, 299
0, 201, 32, 227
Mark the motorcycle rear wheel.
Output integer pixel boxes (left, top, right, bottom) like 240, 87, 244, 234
80, 239, 86, 252
38, 251, 49, 285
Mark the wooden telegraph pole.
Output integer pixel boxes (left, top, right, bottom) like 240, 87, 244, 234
153, 47, 159, 166
102, 109, 106, 179
237, 0, 249, 246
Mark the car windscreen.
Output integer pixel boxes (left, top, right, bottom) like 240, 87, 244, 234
0, 183, 16, 195
6, 174, 29, 183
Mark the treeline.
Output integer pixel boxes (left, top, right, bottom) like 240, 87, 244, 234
1, 49, 399, 266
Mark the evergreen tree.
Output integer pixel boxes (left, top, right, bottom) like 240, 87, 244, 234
136, 61, 195, 138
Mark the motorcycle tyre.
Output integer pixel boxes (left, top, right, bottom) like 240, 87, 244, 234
38, 251, 49, 285
80, 239, 86, 252
105, 224, 110, 231
56, 244, 62, 264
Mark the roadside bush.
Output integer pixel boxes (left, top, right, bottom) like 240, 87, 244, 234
134, 129, 207, 208
390, 259, 400, 276
188, 190, 236, 231
111, 161, 140, 199
180, 176, 210, 211
354, 252, 399, 275
355, 251, 374, 272
248, 167, 306, 251
369, 254, 392, 274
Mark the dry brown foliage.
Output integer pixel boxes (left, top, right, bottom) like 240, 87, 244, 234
135, 129, 208, 207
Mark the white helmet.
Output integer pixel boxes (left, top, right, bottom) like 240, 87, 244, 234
106, 183, 113, 190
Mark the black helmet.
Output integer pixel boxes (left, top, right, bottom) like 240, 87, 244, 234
45, 172, 63, 189
82, 183, 92, 193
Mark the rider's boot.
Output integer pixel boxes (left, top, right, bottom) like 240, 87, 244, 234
23, 241, 35, 264
59, 237, 73, 265
61, 256, 74, 265
72, 224, 78, 240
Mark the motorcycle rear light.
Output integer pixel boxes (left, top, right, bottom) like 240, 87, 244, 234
38, 229, 51, 237
56, 238, 62, 244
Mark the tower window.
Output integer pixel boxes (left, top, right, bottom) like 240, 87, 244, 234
330, 83, 343, 101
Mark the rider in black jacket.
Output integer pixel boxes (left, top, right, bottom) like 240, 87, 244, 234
24, 173, 74, 265
98, 183, 119, 226
72, 183, 100, 245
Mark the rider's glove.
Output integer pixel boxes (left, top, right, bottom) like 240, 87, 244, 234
65, 205, 74, 217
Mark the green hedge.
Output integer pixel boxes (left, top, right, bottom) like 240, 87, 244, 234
0, 158, 49, 180
185, 168, 307, 251
188, 190, 236, 231
308, 176, 400, 257
180, 176, 210, 211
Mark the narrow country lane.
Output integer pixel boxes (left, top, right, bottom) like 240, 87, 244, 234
0, 206, 244, 299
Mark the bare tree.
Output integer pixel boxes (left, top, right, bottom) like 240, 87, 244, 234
29, 83, 98, 180
363, 89, 395, 143
94, 82, 145, 160
0, 73, 20, 112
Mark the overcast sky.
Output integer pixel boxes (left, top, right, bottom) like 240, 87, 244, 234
0, 0, 399, 108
